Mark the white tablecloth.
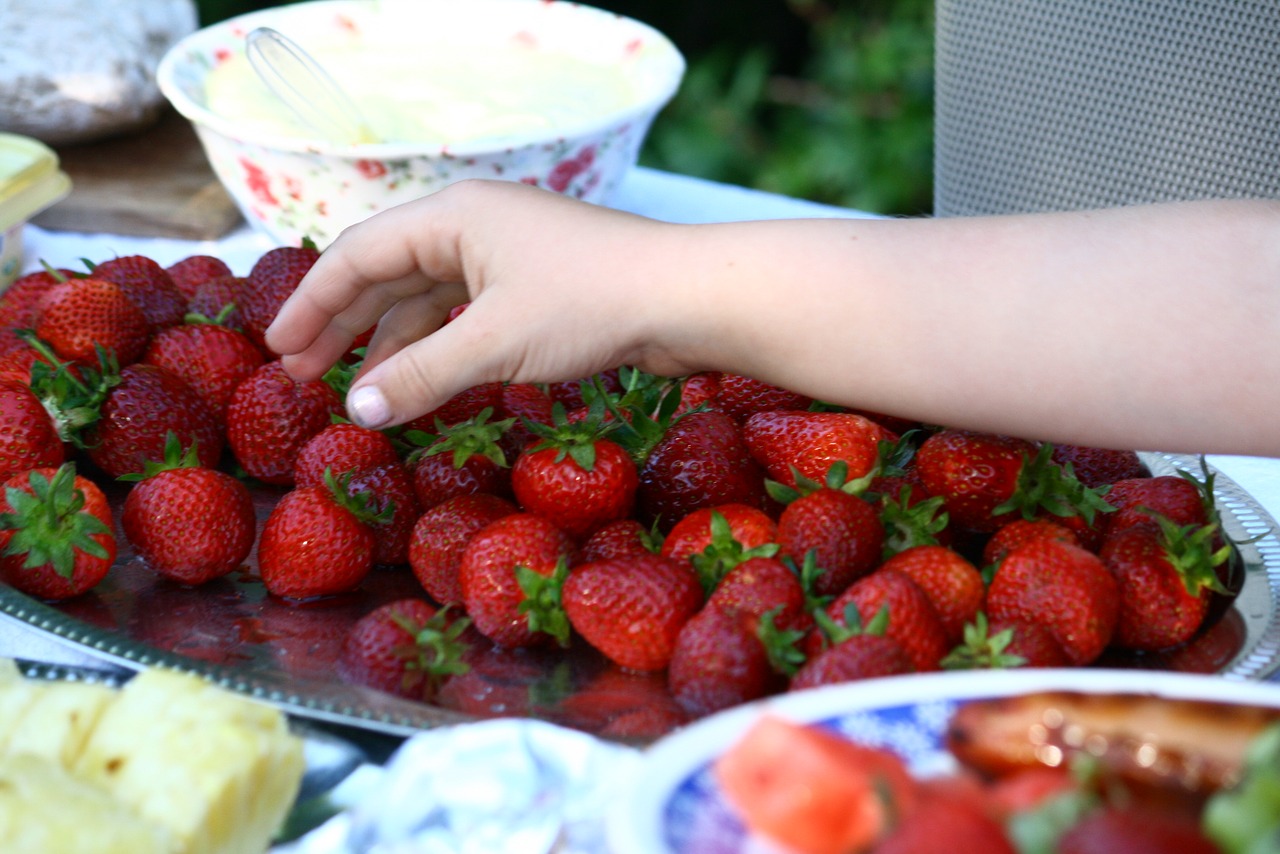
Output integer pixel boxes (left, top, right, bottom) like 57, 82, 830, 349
12, 165, 1280, 665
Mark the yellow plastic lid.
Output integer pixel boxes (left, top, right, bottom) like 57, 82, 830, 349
0, 133, 72, 231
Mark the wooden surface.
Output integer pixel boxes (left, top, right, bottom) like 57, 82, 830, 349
31, 109, 244, 240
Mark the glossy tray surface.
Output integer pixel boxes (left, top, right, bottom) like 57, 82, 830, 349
2, 452, 1278, 740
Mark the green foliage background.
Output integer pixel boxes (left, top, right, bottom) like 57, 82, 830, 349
194, 0, 934, 215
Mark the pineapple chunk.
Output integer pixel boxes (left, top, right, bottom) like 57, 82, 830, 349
75, 668, 305, 854
1, 680, 115, 768
0, 752, 175, 853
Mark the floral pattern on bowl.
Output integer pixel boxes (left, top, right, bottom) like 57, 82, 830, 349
157, 0, 685, 248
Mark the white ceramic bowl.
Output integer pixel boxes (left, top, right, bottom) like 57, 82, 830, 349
157, 0, 685, 248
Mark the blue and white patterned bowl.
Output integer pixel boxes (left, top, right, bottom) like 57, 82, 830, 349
157, 0, 684, 249
607, 669, 1280, 854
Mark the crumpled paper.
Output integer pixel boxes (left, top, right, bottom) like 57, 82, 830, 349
276, 719, 642, 854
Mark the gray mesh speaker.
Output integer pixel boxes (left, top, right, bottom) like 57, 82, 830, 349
934, 1, 1280, 216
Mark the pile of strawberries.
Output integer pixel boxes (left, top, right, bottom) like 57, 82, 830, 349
0, 246, 1240, 733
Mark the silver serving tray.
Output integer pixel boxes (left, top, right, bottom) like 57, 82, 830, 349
2, 452, 1278, 741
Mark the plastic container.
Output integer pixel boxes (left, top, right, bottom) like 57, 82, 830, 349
0, 134, 72, 292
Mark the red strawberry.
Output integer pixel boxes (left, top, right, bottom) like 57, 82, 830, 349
713, 373, 813, 422
35, 276, 151, 365
672, 370, 721, 415
637, 409, 769, 530
880, 544, 984, 644
707, 555, 808, 632
337, 598, 470, 700
983, 517, 1082, 566
406, 409, 513, 510
743, 410, 890, 489
510, 414, 638, 540
660, 504, 779, 593
562, 553, 703, 671
790, 629, 913, 690
92, 254, 187, 331
773, 468, 884, 597
1100, 518, 1230, 651
257, 474, 380, 598
816, 569, 950, 672
496, 382, 554, 457
1104, 474, 1208, 537
941, 613, 1071, 670
0, 267, 73, 328
0, 379, 64, 481
0, 464, 115, 600
1051, 443, 1145, 489
187, 275, 250, 330
915, 430, 1038, 532
667, 605, 775, 717
545, 369, 621, 411
1057, 806, 1221, 854
293, 422, 400, 489
986, 537, 1119, 665
165, 254, 232, 299
874, 784, 1016, 854
240, 244, 321, 353
457, 512, 575, 648
140, 322, 265, 422
120, 436, 255, 585
579, 517, 659, 562
409, 492, 518, 605
403, 382, 505, 432
225, 360, 344, 485
83, 363, 223, 478
343, 461, 420, 566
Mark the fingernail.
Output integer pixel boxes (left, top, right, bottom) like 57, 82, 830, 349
348, 385, 391, 429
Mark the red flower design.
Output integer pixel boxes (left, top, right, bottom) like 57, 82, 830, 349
240, 157, 278, 206
355, 159, 388, 179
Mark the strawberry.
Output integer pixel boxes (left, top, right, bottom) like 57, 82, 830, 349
165, 254, 232, 299
187, 275, 250, 331
406, 408, 513, 510
343, 461, 420, 566
814, 568, 950, 672
667, 604, 775, 717
660, 504, 779, 593
92, 254, 187, 331
879, 544, 984, 644
337, 598, 470, 700
0, 379, 64, 481
672, 370, 721, 415
140, 321, 265, 423
772, 464, 884, 597
0, 464, 115, 600
1051, 443, 1145, 489
545, 369, 621, 412
743, 410, 890, 489
562, 553, 703, 671
579, 517, 660, 562
707, 555, 808, 633
240, 243, 321, 353
409, 492, 518, 605
914, 430, 1038, 532
403, 382, 506, 432
120, 435, 255, 585
257, 472, 382, 598
636, 409, 769, 531
986, 537, 1119, 665
983, 517, 1082, 566
790, 608, 914, 691
713, 373, 813, 422
0, 267, 74, 328
1100, 518, 1231, 650
225, 360, 344, 485
874, 784, 1016, 854
82, 363, 224, 479
495, 382, 554, 457
35, 276, 151, 365
1057, 806, 1221, 854
510, 409, 638, 540
941, 612, 1071, 669
457, 512, 575, 648
293, 422, 401, 489
1103, 474, 1208, 537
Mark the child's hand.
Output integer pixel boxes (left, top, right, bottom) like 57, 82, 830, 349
265, 180, 700, 428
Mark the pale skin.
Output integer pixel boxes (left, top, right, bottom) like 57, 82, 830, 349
265, 179, 1280, 457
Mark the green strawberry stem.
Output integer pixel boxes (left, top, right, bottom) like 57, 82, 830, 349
516, 558, 571, 647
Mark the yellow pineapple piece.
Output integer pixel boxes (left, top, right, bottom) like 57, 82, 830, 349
75, 667, 305, 854
1, 679, 115, 768
0, 752, 175, 854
